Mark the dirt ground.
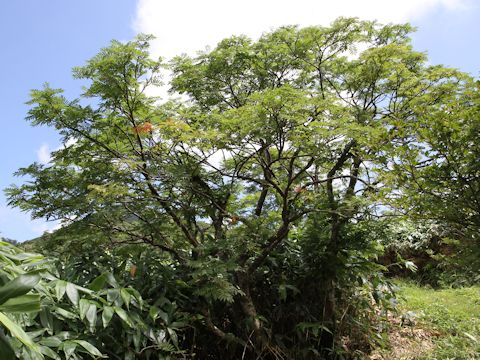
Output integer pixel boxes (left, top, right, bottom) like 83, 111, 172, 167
369, 316, 441, 360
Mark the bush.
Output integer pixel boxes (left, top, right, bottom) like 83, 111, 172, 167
0, 240, 182, 359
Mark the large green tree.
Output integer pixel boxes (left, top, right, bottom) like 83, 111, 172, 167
6, 19, 469, 358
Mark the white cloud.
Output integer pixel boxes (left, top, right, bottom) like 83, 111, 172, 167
36, 143, 51, 164
35, 138, 79, 165
31, 221, 62, 236
133, 0, 469, 60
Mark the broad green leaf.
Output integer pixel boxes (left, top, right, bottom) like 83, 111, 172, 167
79, 299, 89, 320
55, 280, 67, 301
1, 252, 43, 263
105, 272, 119, 288
157, 309, 169, 324
0, 294, 40, 313
167, 327, 178, 347
39, 336, 62, 347
39, 346, 61, 360
0, 311, 42, 356
65, 283, 79, 306
54, 307, 77, 320
85, 303, 97, 330
62, 341, 77, 360
26, 329, 46, 340
278, 284, 287, 302
88, 273, 107, 292
0, 273, 41, 305
126, 288, 143, 309
39, 308, 54, 333
120, 288, 131, 309
113, 307, 133, 327
72, 340, 105, 357
149, 306, 160, 321
107, 289, 120, 304
102, 306, 114, 328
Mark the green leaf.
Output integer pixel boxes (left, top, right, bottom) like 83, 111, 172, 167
114, 306, 133, 327
85, 303, 97, 330
105, 272, 119, 288
26, 328, 46, 340
0, 330, 16, 360
39, 308, 54, 333
167, 327, 178, 347
39, 346, 61, 360
0, 294, 40, 313
0, 311, 42, 356
54, 307, 77, 320
278, 284, 287, 302
88, 273, 108, 292
65, 283, 79, 306
102, 306, 114, 328
62, 341, 77, 359
120, 288, 131, 309
126, 287, 143, 309
149, 306, 160, 321
55, 280, 67, 301
157, 309, 169, 324
79, 299, 89, 320
39, 336, 62, 347
107, 289, 120, 304
72, 340, 105, 357
0, 273, 41, 305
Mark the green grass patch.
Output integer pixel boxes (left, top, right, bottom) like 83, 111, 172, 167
396, 280, 480, 359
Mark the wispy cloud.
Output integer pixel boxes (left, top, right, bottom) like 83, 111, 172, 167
36, 143, 51, 164
35, 138, 79, 165
31, 221, 62, 236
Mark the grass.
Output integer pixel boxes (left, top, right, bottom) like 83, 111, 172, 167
377, 280, 480, 359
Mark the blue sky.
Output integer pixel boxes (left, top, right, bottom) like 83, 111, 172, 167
0, 0, 478, 241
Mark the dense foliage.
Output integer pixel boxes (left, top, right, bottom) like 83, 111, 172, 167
0, 240, 182, 359
4, 18, 478, 359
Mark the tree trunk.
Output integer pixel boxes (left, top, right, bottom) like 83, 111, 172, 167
235, 271, 265, 351
321, 219, 341, 358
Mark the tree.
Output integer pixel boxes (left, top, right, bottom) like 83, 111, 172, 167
6, 20, 469, 358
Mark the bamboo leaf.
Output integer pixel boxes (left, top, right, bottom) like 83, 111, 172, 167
72, 340, 105, 357
0, 294, 41, 313
0, 311, 43, 357
65, 283, 79, 306
102, 306, 114, 328
0, 273, 41, 305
